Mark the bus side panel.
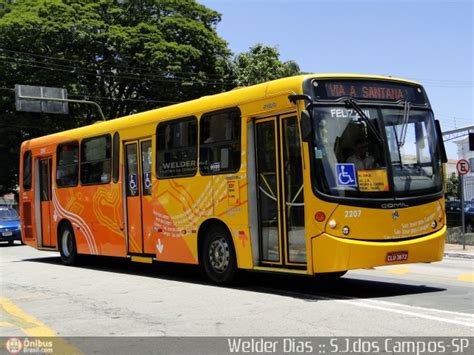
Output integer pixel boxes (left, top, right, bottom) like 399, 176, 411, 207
150, 176, 203, 264
149, 172, 253, 268
141, 192, 155, 255
19, 163, 38, 248
212, 172, 253, 270
90, 183, 126, 257
55, 184, 126, 257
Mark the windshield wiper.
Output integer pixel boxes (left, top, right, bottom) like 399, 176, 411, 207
344, 99, 383, 142
398, 101, 411, 147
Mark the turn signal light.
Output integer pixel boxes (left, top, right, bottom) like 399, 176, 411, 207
315, 211, 326, 222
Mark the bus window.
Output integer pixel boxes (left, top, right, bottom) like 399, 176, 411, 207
80, 135, 111, 185
56, 142, 79, 188
156, 117, 197, 178
23, 150, 32, 190
199, 108, 241, 175
113, 132, 120, 183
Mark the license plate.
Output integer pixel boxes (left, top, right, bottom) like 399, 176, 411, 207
386, 250, 408, 262
2, 231, 12, 237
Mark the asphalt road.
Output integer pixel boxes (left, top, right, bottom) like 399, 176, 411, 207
1, 243, 473, 341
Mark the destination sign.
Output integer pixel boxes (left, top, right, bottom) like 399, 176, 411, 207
313, 80, 427, 104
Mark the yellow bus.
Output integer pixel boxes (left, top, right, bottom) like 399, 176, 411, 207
19, 74, 448, 283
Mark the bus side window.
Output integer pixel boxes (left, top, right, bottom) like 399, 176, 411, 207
23, 150, 32, 190
80, 135, 112, 185
156, 116, 197, 178
199, 108, 241, 175
56, 141, 79, 188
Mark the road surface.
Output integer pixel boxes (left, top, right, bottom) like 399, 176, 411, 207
1, 243, 472, 341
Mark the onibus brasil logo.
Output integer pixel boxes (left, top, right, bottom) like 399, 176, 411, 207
5, 337, 54, 354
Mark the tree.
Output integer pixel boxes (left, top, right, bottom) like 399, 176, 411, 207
446, 173, 459, 200
234, 44, 301, 86
0, 0, 236, 195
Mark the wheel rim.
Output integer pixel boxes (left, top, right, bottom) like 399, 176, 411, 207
62, 230, 72, 257
208, 237, 230, 273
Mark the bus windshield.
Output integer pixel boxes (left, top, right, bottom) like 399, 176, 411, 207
311, 105, 443, 198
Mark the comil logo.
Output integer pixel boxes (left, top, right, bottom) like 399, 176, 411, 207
5, 337, 22, 354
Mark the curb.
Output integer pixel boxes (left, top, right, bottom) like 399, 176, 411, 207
444, 252, 474, 259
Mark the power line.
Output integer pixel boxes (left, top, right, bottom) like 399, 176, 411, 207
0, 56, 235, 86
0, 86, 179, 104
69, 93, 178, 104
0, 48, 235, 82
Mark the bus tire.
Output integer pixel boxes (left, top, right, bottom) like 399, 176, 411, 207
201, 225, 237, 285
59, 223, 78, 266
315, 270, 347, 280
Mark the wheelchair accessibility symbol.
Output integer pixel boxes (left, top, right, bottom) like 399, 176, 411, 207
336, 164, 357, 187
129, 173, 138, 194
144, 172, 152, 190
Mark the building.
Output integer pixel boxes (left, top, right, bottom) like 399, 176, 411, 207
454, 136, 474, 201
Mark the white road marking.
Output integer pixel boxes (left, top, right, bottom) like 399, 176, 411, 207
309, 294, 474, 328
360, 298, 474, 318
260, 287, 474, 328
334, 298, 474, 328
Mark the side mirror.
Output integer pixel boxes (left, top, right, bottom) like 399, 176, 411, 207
300, 110, 313, 142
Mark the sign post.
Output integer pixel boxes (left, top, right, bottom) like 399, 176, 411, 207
456, 159, 471, 250
15, 84, 105, 120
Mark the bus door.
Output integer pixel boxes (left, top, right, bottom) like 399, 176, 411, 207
254, 115, 306, 267
124, 139, 153, 255
39, 157, 54, 247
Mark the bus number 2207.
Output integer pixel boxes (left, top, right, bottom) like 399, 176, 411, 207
344, 210, 361, 218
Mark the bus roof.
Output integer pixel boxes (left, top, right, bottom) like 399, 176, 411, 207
21, 73, 421, 150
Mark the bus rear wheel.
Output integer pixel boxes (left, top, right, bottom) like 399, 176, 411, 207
201, 225, 237, 285
59, 223, 78, 266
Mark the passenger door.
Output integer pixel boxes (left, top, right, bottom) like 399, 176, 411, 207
124, 139, 153, 255
39, 157, 53, 247
254, 115, 306, 266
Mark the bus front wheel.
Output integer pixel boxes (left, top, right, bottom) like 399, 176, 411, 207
59, 223, 78, 266
201, 225, 237, 284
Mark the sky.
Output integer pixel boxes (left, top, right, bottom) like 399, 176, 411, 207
198, 0, 473, 159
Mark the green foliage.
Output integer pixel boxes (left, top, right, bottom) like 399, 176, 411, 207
446, 173, 459, 199
0, 1, 303, 195
234, 44, 301, 86
0, 0, 235, 194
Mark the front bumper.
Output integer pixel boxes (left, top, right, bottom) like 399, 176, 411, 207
311, 226, 446, 273
0, 230, 21, 242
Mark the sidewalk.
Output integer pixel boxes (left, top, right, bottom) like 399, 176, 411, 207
444, 243, 474, 259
